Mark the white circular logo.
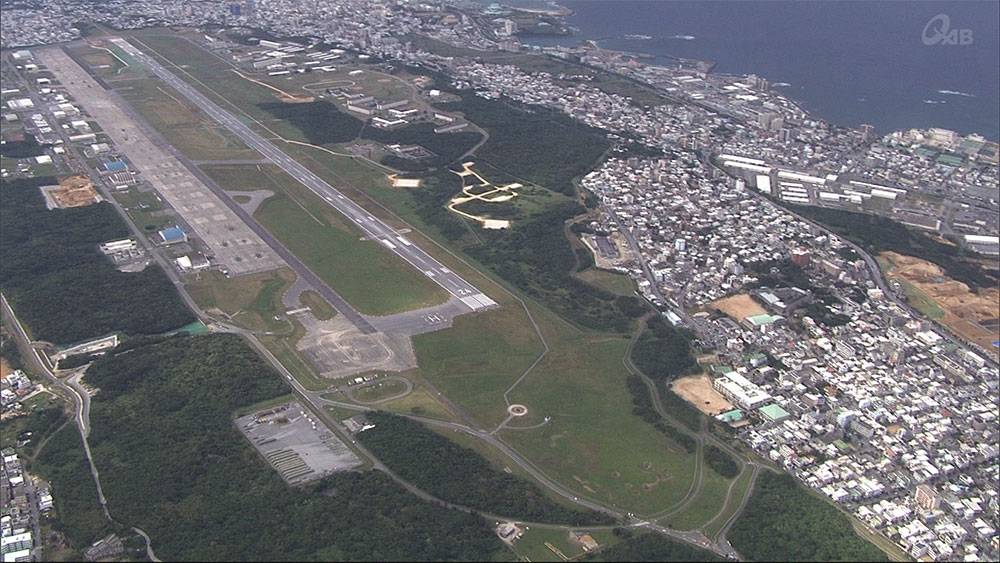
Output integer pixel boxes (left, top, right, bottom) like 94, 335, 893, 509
922, 13, 951, 45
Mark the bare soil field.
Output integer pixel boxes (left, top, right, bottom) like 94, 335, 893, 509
671, 374, 734, 416
712, 293, 766, 321
881, 251, 1000, 357
53, 175, 100, 207
1, 358, 13, 377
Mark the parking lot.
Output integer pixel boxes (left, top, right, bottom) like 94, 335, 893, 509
236, 401, 362, 485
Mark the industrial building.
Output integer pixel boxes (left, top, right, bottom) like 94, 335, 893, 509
157, 225, 188, 245
713, 371, 772, 411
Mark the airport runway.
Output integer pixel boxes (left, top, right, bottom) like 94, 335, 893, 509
113, 38, 497, 314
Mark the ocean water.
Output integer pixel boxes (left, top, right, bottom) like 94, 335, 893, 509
510, 0, 1000, 140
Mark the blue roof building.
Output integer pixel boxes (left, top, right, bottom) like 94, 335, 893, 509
104, 160, 127, 172
158, 226, 187, 245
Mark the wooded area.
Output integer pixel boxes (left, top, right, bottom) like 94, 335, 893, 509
78, 334, 505, 561
359, 411, 612, 526
630, 316, 699, 383
440, 93, 609, 195
0, 177, 194, 344
728, 471, 887, 561
704, 445, 739, 479
0, 132, 47, 158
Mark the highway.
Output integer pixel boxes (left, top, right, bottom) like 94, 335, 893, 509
112, 38, 497, 315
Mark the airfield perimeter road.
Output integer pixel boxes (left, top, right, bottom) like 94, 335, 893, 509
112, 38, 497, 316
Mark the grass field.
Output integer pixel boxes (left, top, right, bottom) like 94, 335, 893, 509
352, 379, 409, 402
232, 393, 296, 417
186, 269, 295, 333
574, 268, 635, 296
298, 290, 336, 320
114, 77, 260, 161
896, 279, 947, 320
363, 380, 460, 422
511, 527, 619, 562
659, 464, 732, 531
255, 189, 447, 315
408, 304, 542, 428
500, 330, 697, 516
703, 466, 754, 540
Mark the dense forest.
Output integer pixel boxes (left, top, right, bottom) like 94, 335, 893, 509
586, 531, 723, 562
79, 334, 505, 561
703, 445, 739, 479
630, 316, 699, 382
258, 100, 482, 171
656, 381, 703, 432
439, 93, 610, 195
358, 411, 612, 525
728, 471, 887, 561
626, 374, 660, 424
29, 423, 112, 548
258, 100, 364, 144
0, 177, 194, 344
787, 204, 997, 291
0, 132, 47, 158
361, 122, 482, 171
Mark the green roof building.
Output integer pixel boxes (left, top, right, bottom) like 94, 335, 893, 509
759, 403, 790, 423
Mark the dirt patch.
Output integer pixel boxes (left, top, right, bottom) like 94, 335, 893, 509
712, 293, 766, 320
228, 69, 314, 103
1, 358, 13, 377
52, 175, 100, 207
881, 251, 1000, 357
671, 374, 734, 416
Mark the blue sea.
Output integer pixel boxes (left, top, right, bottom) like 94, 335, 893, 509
503, 1, 1000, 140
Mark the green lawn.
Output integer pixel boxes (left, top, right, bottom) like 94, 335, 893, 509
408, 304, 543, 428
370, 380, 464, 423
703, 466, 754, 540
500, 329, 698, 516
352, 379, 409, 402
252, 190, 447, 315
659, 464, 732, 531
574, 268, 636, 296
186, 268, 296, 333
114, 77, 260, 161
896, 279, 946, 320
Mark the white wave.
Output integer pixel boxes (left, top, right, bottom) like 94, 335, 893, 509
923, 99, 947, 104
668, 34, 695, 40
772, 82, 791, 87
937, 89, 975, 97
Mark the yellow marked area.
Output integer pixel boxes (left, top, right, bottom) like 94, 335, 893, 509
228, 69, 315, 103
387, 174, 421, 188
545, 542, 569, 561
447, 161, 520, 229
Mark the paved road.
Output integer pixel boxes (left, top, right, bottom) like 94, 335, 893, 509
115, 37, 497, 315
343, 376, 413, 404
0, 294, 111, 521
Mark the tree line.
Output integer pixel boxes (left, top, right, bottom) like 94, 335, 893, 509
728, 471, 888, 561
